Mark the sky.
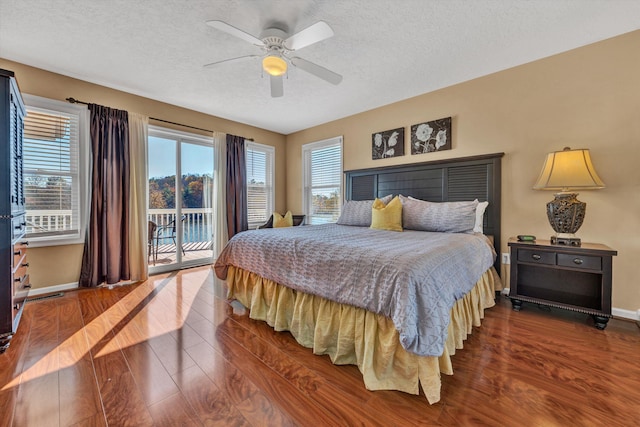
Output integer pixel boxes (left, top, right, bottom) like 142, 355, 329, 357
148, 135, 213, 178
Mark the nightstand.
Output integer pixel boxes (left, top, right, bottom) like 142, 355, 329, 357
508, 238, 617, 329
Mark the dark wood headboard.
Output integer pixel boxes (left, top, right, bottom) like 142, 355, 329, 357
345, 152, 504, 273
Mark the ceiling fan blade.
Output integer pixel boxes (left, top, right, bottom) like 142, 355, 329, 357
203, 55, 260, 69
290, 57, 342, 85
206, 20, 264, 46
284, 21, 334, 51
270, 75, 283, 98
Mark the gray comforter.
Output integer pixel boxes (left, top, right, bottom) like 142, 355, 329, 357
214, 224, 495, 357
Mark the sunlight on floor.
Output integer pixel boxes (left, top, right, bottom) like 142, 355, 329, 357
2, 268, 212, 391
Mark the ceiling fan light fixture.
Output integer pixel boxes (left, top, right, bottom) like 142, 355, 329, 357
262, 55, 287, 76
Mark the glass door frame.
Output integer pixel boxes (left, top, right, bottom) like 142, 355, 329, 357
148, 125, 214, 274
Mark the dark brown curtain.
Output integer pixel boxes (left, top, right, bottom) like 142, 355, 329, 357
79, 104, 130, 287
226, 134, 248, 238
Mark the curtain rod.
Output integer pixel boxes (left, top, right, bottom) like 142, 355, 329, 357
65, 97, 253, 140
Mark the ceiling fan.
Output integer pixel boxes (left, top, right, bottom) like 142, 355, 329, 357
204, 20, 342, 97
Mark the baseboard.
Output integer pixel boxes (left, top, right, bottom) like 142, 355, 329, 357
612, 307, 639, 321
27, 280, 140, 296
499, 287, 637, 321
28, 282, 79, 297
28, 283, 640, 321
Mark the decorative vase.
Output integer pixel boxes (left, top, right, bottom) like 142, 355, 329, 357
546, 193, 586, 234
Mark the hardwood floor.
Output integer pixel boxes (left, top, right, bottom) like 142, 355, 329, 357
1, 265, 638, 426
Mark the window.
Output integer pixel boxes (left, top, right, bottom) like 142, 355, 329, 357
22, 95, 89, 246
302, 136, 343, 225
246, 142, 274, 229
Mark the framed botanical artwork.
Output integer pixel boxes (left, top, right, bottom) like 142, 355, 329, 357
372, 127, 404, 159
410, 117, 452, 155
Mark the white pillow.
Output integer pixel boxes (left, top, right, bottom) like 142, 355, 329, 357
474, 201, 489, 233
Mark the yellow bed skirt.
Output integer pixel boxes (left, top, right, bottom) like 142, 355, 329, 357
226, 266, 500, 404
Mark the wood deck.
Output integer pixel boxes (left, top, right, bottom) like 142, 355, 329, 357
156, 241, 212, 254
149, 241, 213, 266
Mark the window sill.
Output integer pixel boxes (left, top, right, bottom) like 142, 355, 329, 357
24, 236, 84, 248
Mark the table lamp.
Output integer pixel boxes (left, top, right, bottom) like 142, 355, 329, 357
533, 147, 605, 246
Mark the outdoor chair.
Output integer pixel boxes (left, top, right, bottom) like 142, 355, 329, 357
155, 215, 186, 256
148, 220, 158, 265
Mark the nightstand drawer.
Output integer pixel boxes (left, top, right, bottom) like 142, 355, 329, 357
557, 253, 602, 271
517, 249, 555, 265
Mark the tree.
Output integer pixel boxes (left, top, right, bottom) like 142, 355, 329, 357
24, 174, 72, 210
148, 173, 213, 209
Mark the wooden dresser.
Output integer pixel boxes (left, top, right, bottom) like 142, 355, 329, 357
0, 69, 29, 353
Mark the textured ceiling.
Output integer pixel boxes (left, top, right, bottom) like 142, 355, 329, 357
1, 1, 639, 135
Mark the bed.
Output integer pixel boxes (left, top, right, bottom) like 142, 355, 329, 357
214, 153, 504, 404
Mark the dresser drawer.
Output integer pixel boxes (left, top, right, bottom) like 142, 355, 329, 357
517, 249, 556, 265
13, 262, 28, 279
13, 243, 27, 268
557, 253, 602, 271
12, 274, 30, 312
12, 214, 26, 241
13, 272, 29, 291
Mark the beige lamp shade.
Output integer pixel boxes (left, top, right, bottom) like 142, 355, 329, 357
533, 147, 605, 191
262, 55, 287, 77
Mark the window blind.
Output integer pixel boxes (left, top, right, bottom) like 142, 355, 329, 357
303, 138, 342, 224
246, 143, 274, 228
23, 108, 80, 237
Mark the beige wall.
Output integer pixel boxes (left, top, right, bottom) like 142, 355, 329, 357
285, 31, 640, 313
0, 59, 287, 289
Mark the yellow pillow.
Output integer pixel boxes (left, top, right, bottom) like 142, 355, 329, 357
273, 211, 293, 228
370, 196, 403, 232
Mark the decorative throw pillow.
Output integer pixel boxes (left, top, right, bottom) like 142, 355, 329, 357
401, 196, 478, 233
336, 194, 393, 226
273, 211, 293, 228
370, 196, 403, 232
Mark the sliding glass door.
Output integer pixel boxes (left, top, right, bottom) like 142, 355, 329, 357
148, 127, 214, 273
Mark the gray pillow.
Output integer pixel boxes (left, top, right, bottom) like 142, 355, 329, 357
401, 196, 478, 233
337, 194, 393, 226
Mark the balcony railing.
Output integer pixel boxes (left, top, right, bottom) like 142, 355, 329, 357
148, 208, 214, 245
24, 208, 214, 247
25, 210, 73, 234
